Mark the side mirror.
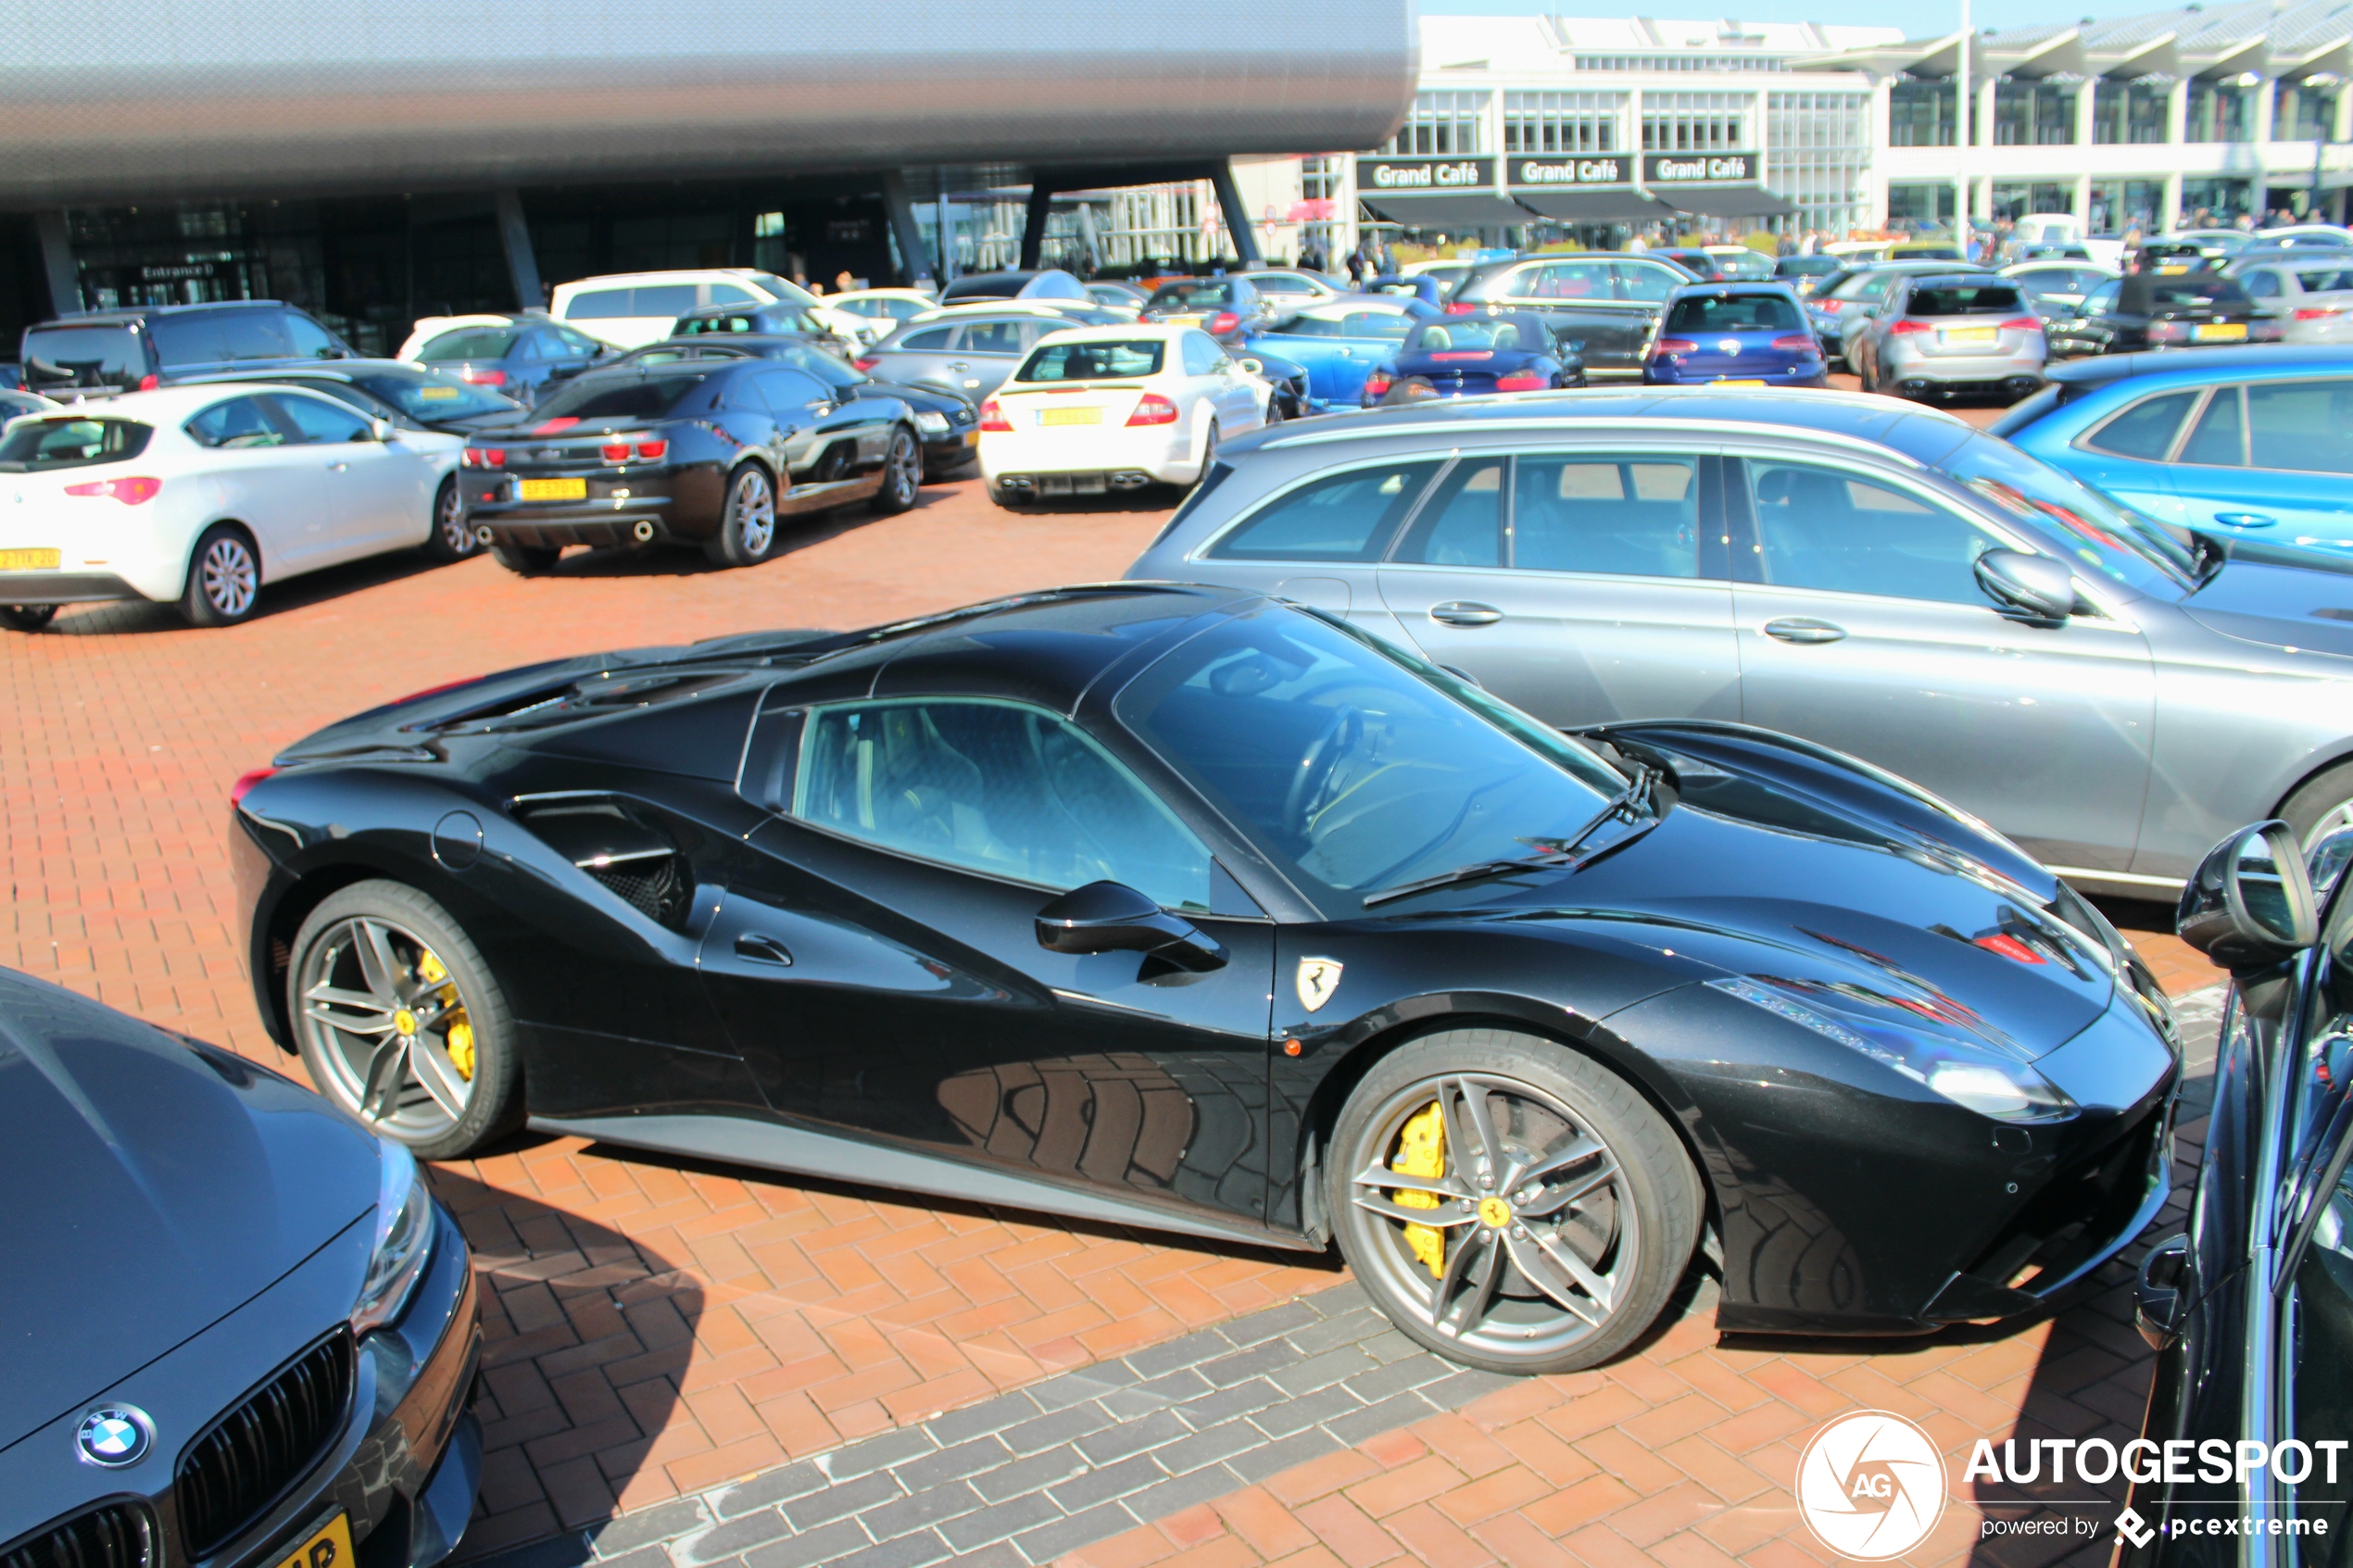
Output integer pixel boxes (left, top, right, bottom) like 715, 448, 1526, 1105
368, 417, 396, 442
2134, 1233, 2187, 1350
2177, 819, 2319, 971
2311, 826, 2353, 897
1034, 881, 1227, 972
1237, 357, 1265, 375
1974, 548, 2075, 622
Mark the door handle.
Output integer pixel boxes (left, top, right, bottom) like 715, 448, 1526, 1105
1763, 617, 1847, 645
734, 933, 794, 966
945, 360, 970, 370
2215, 511, 2277, 528
1428, 601, 1504, 627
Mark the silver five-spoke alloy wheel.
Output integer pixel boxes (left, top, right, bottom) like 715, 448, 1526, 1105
296, 914, 479, 1143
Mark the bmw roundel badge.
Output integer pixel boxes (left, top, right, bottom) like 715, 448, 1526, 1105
76, 1406, 153, 1467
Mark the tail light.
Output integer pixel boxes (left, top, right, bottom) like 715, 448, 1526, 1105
1494, 372, 1547, 391
1888, 320, 1931, 336
2295, 307, 2340, 320
1999, 318, 2045, 332
1207, 311, 1239, 336
229, 766, 279, 806
2147, 320, 2189, 343
63, 476, 160, 504
635, 440, 667, 461
853, 357, 880, 371
1443, 302, 1477, 315
1364, 371, 1394, 397
1126, 393, 1180, 426
1770, 335, 1817, 353
137, 373, 159, 391
979, 398, 1013, 432
1650, 339, 1698, 357
460, 448, 506, 469
459, 367, 507, 386
600, 442, 630, 461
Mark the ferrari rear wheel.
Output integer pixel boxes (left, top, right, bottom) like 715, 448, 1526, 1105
1329, 1028, 1701, 1375
290, 880, 522, 1160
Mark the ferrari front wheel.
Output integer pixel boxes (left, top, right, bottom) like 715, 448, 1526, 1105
1329, 1028, 1701, 1375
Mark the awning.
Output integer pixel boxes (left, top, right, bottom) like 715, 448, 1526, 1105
1359, 193, 1539, 230
1512, 188, 1682, 223
1662, 186, 1800, 219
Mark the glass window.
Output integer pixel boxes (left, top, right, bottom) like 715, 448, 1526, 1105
0, 417, 153, 470
2249, 381, 2353, 474
218, 312, 295, 361
21, 324, 148, 389
1207, 460, 1442, 563
1148, 282, 1238, 309
1403, 316, 1553, 353
267, 394, 371, 444
1749, 459, 1999, 603
564, 288, 636, 320
2242, 269, 2284, 300
791, 699, 1213, 911
1019, 339, 1164, 382
1942, 433, 2196, 592
707, 283, 757, 305
1612, 263, 1680, 304
894, 327, 953, 351
1113, 606, 1622, 902
184, 396, 285, 449
532, 370, 710, 421
283, 314, 340, 359
1519, 261, 1614, 300
1513, 455, 1701, 577
2296, 268, 2353, 294
417, 328, 519, 362
963, 321, 1026, 356
2086, 391, 2199, 460
1906, 283, 2025, 316
1394, 457, 1507, 567
2180, 388, 2246, 467
558, 327, 605, 354
1180, 332, 1220, 377
349, 370, 515, 420
1663, 294, 1803, 332
633, 284, 698, 318
752, 368, 830, 413
2082, 279, 2121, 317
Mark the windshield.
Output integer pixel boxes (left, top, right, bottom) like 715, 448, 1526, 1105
1706, 252, 1777, 277
1268, 310, 1415, 340
1403, 316, 1550, 353
1149, 282, 1237, 309
1938, 433, 2196, 593
1114, 606, 1624, 905
417, 328, 521, 361
347, 369, 518, 419
531, 370, 709, 421
1014, 339, 1164, 382
746, 272, 820, 308
1664, 293, 1803, 332
0, 417, 153, 470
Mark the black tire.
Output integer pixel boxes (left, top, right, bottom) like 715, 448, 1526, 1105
1195, 420, 1220, 484
489, 543, 560, 575
422, 477, 478, 563
181, 523, 260, 627
1, 604, 58, 632
1327, 1027, 1701, 1375
871, 427, 921, 515
289, 879, 522, 1160
705, 461, 779, 567
2281, 760, 2353, 853
1264, 396, 1287, 428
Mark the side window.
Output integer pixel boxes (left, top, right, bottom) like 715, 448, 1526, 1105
2082, 279, 2120, 316
790, 699, 1213, 911
218, 312, 294, 361
753, 368, 830, 412
282, 313, 340, 359
1513, 455, 1702, 578
963, 320, 1026, 356
708, 282, 757, 306
2084, 391, 2199, 459
564, 288, 634, 320
2249, 381, 2353, 474
1748, 459, 1999, 604
1522, 262, 1612, 301
1392, 457, 1507, 567
265, 394, 371, 444
2243, 269, 2284, 300
147, 315, 225, 368
1611, 263, 1676, 304
517, 329, 559, 361
634, 284, 698, 319
2178, 387, 2246, 467
1180, 332, 1217, 377
184, 396, 285, 449
561, 326, 605, 355
898, 327, 955, 351
1206, 459, 1443, 562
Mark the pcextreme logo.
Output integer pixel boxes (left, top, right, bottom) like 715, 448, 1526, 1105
1797, 1411, 1948, 1560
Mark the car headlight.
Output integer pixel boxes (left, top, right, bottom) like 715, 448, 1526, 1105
352, 1138, 435, 1336
1708, 975, 2077, 1123
912, 410, 950, 435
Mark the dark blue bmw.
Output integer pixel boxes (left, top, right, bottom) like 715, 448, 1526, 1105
1642, 282, 1828, 388
1362, 312, 1584, 406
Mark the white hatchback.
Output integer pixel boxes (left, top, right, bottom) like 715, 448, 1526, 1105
978, 324, 1265, 506
0, 383, 468, 631
551, 270, 866, 350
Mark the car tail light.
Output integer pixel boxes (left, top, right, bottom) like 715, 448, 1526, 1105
138, 373, 159, 391
853, 357, 880, 371
459, 367, 507, 386
1443, 302, 1477, 315
979, 397, 1013, 432
461, 447, 506, 469
635, 440, 667, 461
1650, 338, 1698, 357
2295, 307, 2340, 320
1126, 393, 1180, 426
1888, 320, 1931, 335
1494, 372, 1547, 391
1364, 371, 1394, 397
600, 442, 630, 461
63, 475, 160, 504
1207, 311, 1239, 335
1999, 318, 2045, 332
1770, 335, 1817, 353
229, 766, 278, 806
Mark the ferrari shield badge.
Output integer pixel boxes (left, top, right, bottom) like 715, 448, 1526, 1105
1295, 957, 1343, 1013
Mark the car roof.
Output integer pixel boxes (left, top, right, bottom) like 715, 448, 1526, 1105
1031, 323, 1191, 345
31, 382, 342, 417
1666, 281, 1799, 296
33, 300, 292, 326
2046, 343, 2353, 391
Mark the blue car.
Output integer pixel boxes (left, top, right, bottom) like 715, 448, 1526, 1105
1240, 298, 1435, 411
1642, 282, 1827, 388
1363, 311, 1583, 406
1993, 345, 2353, 551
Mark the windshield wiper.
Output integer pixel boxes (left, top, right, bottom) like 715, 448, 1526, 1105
1363, 764, 1657, 909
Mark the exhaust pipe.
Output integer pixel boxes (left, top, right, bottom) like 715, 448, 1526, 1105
474, 525, 494, 544
632, 520, 656, 543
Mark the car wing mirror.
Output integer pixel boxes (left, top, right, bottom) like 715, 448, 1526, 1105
1974, 548, 2075, 622
368, 416, 396, 442
2177, 819, 2319, 972
2135, 1233, 2188, 1349
1237, 357, 1265, 375
2311, 826, 2353, 897
1034, 880, 1227, 972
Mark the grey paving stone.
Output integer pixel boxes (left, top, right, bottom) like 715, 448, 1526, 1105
889, 1435, 1012, 1491
999, 1401, 1114, 1456
1148, 1419, 1265, 1476
969, 1444, 1091, 1504
856, 1481, 984, 1542
1193, 1338, 1292, 1388
1122, 1328, 1236, 1381
942, 1546, 1026, 1568
1172, 1376, 1286, 1429
1026, 1364, 1139, 1411
742, 1522, 870, 1568
1266, 1347, 1379, 1399
709, 1463, 829, 1518
588, 1499, 711, 1555
1135, 1368, 1214, 1404
937, 1492, 1063, 1553
1250, 1381, 1362, 1438
1301, 1282, 1374, 1318
784, 1471, 902, 1531
1226, 1427, 1343, 1485
829, 1532, 951, 1568
1416, 1366, 1520, 1411
1123, 1462, 1249, 1524
1073, 1408, 1188, 1466
669, 1509, 791, 1568
1326, 1390, 1445, 1446
1280, 1307, 1389, 1357
921, 1392, 1040, 1449
819, 1427, 937, 1483
583, 1547, 671, 1568
1356, 1328, 1428, 1365
1214, 1300, 1322, 1349
1045, 1453, 1165, 1513
1340, 1352, 1454, 1404
466, 1534, 594, 1568
1010, 1502, 1143, 1565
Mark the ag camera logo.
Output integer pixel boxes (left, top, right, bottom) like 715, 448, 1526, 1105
1798, 1411, 1947, 1560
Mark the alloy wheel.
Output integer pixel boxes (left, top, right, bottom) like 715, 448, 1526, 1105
887, 432, 920, 505
296, 915, 478, 1142
437, 482, 472, 555
1345, 1072, 1636, 1360
733, 468, 776, 556
201, 536, 258, 619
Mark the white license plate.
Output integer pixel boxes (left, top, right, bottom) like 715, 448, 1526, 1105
1038, 407, 1101, 427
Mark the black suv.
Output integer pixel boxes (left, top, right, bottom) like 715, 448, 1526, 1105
20, 300, 353, 395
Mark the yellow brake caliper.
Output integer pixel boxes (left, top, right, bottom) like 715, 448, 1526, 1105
417, 950, 473, 1081
1390, 1101, 1447, 1279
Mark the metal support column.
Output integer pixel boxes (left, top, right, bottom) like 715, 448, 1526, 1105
494, 190, 544, 310
1020, 183, 1055, 270
1209, 159, 1263, 265
881, 171, 932, 286
33, 210, 77, 317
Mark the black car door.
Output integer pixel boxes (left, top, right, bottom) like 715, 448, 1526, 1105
1493, 258, 1649, 377
697, 689, 1279, 1229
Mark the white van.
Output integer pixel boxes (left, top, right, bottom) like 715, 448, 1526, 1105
548, 270, 863, 349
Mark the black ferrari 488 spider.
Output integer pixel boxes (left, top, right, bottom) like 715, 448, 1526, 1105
233, 584, 2181, 1373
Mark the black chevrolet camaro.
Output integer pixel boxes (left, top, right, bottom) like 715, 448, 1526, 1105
231, 585, 2180, 1374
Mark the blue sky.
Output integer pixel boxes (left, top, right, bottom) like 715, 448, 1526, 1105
1416, 0, 2158, 33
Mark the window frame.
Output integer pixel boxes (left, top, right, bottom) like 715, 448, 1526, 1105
1383, 446, 1726, 581
2077, 387, 2207, 463
1199, 455, 1450, 565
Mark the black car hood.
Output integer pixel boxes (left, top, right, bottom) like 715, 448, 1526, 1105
0, 971, 377, 1452
2181, 540, 2353, 658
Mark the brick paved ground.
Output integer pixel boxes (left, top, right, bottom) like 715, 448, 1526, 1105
2, 420, 2231, 1565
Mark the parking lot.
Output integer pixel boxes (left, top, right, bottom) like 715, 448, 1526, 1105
3, 400, 2233, 1568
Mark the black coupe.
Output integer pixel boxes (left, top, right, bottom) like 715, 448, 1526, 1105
232, 586, 2180, 1374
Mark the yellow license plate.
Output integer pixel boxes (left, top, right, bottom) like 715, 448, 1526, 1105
516, 478, 586, 501
1946, 327, 1998, 344
0, 548, 59, 571
1039, 407, 1101, 427
1714, 379, 1766, 387
273, 1514, 353, 1568
964, 430, 980, 446
2195, 321, 2247, 343
2158, 265, 2191, 275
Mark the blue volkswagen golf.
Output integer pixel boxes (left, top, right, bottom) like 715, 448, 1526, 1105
1993, 345, 2353, 552
1642, 282, 1827, 388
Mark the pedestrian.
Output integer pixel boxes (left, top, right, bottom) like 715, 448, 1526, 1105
1345, 248, 1365, 285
